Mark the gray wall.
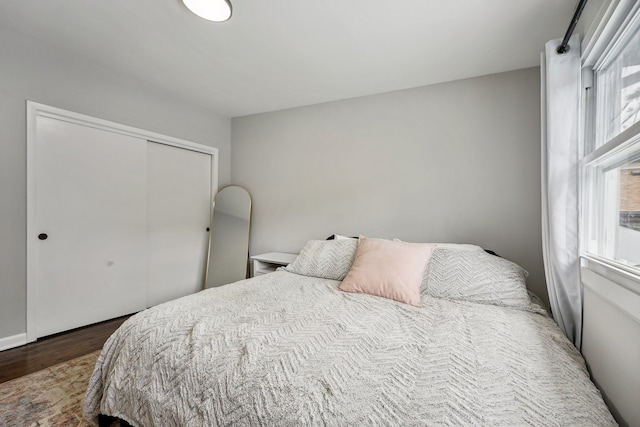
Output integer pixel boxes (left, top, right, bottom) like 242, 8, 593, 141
0, 27, 231, 339
232, 67, 548, 305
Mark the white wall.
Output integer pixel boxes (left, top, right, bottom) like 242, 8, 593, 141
581, 267, 640, 427
232, 67, 548, 305
0, 28, 231, 340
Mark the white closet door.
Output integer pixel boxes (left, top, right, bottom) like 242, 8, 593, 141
147, 142, 212, 307
34, 116, 147, 338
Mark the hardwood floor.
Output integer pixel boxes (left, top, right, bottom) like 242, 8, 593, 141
0, 314, 132, 384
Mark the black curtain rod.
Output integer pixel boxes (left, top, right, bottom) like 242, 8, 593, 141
557, 0, 589, 54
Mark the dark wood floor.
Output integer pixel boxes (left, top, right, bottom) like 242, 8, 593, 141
0, 314, 131, 384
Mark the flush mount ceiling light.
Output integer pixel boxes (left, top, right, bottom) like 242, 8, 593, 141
182, 0, 232, 22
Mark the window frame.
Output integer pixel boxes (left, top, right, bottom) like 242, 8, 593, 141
580, 2, 640, 288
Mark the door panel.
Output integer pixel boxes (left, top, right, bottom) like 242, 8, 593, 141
35, 116, 147, 338
147, 143, 212, 307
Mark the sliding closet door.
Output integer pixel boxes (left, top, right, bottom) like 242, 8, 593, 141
34, 116, 147, 338
147, 142, 212, 307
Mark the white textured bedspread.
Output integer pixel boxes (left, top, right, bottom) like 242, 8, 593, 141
84, 271, 615, 426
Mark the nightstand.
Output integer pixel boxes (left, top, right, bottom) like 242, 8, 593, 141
249, 252, 298, 277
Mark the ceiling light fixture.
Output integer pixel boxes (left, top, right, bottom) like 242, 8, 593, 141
182, 0, 232, 22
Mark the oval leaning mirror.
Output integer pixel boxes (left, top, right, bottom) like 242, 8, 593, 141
204, 186, 251, 288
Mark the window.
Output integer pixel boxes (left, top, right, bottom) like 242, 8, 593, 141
582, 7, 640, 275
595, 22, 640, 148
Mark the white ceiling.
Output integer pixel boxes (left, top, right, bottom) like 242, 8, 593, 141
0, 0, 576, 117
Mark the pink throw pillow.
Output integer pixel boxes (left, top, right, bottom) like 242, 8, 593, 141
339, 236, 436, 307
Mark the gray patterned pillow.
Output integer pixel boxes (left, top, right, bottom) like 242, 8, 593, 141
423, 245, 531, 309
284, 239, 357, 281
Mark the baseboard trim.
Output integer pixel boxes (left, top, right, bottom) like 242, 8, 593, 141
0, 333, 27, 351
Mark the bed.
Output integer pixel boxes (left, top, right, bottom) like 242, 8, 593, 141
83, 239, 616, 426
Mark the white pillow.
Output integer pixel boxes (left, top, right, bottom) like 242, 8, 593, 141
423, 245, 531, 309
284, 239, 357, 281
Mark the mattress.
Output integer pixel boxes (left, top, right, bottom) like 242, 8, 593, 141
83, 269, 616, 426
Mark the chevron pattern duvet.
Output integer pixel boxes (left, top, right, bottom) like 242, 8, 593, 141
84, 270, 615, 426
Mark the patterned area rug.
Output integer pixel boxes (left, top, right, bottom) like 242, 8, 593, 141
0, 350, 100, 427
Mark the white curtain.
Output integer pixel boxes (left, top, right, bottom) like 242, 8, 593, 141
541, 34, 582, 347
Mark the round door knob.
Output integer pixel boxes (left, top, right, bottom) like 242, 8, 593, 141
206, 227, 210, 232
38, 233, 48, 240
